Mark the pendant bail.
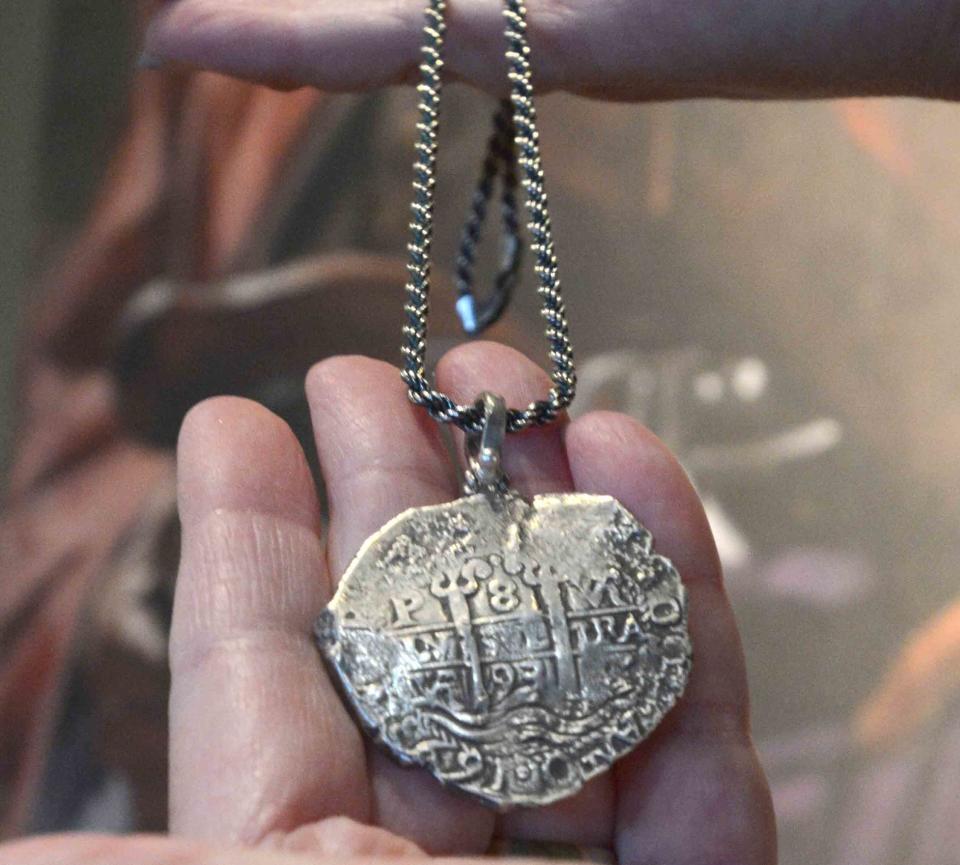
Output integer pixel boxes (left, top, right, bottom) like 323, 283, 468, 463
464, 392, 508, 494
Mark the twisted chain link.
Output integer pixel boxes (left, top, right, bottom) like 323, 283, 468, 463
400, 0, 577, 434
453, 98, 520, 334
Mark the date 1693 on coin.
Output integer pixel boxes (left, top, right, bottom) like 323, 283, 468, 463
315, 487, 692, 809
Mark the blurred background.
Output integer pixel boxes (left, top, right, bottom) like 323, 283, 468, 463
2, 3, 959, 864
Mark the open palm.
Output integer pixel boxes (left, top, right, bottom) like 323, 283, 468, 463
4, 343, 775, 865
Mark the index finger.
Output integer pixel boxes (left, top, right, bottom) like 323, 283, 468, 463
170, 396, 370, 841
141, 0, 578, 94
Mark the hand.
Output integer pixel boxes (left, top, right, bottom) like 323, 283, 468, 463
0, 343, 775, 864
142, 0, 959, 99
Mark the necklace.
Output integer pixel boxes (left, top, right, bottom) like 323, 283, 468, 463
315, 0, 692, 810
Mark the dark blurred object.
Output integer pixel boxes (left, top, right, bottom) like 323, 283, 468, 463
114, 253, 413, 447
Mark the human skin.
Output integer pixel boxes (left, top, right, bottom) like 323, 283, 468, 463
0, 343, 776, 864
139, 0, 960, 99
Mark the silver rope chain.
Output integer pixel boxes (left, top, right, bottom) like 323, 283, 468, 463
453, 98, 520, 337
400, 0, 577, 434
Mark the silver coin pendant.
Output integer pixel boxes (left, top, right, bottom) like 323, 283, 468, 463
315, 477, 692, 809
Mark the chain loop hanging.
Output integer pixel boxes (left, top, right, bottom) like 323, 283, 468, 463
453, 98, 521, 337
400, 0, 577, 434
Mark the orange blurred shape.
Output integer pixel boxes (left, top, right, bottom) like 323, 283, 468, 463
854, 598, 960, 749
834, 99, 914, 179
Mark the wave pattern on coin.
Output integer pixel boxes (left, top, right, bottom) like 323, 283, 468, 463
316, 491, 692, 809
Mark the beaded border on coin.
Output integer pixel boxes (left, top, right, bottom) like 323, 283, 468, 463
314, 0, 693, 811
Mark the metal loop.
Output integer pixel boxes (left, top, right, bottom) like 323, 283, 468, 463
464, 393, 509, 494
401, 0, 577, 434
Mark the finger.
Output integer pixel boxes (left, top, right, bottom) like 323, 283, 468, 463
0, 833, 562, 865
142, 0, 953, 100
0, 835, 250, 865
565, 412, 776, 865
262, 816, 424, 856
305, 355, 459, 579
142, 0, 575, 95
435, 341, 615, 846
0, 829, 414, 865
306, 355, 495, 854
171, 397, 369, 842
0, 835, 216, 865
144, 0, 419, 92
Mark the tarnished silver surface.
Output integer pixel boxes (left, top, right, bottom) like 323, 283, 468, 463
316, 487, 692, 809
